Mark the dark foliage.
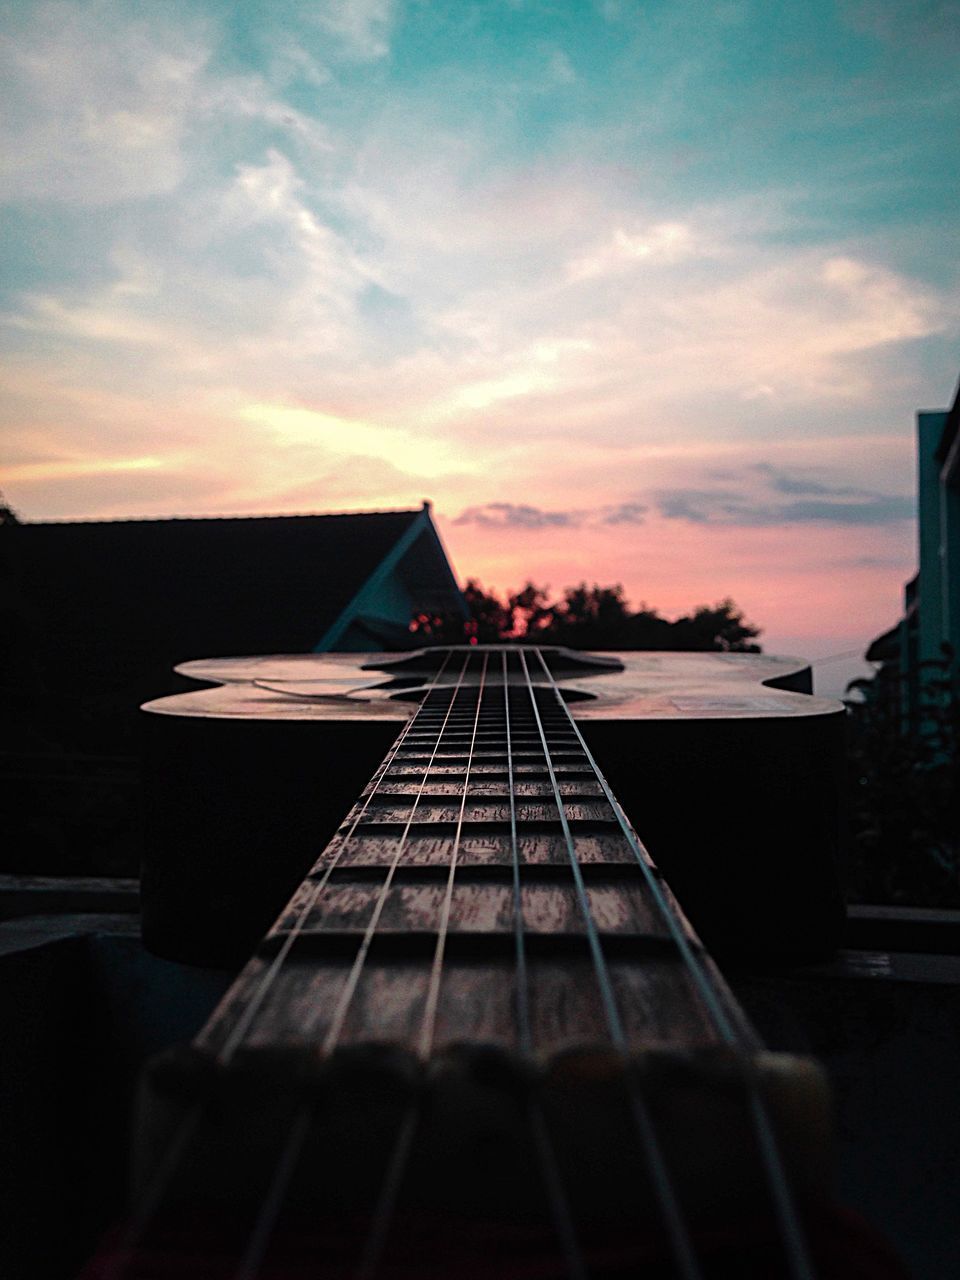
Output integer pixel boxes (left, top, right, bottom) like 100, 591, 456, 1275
411, 580, 763, 652
845, 651, 960, 906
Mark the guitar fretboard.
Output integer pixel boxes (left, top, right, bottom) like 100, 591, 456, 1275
124, 647, 824, 1280
198, 647, 753, 1064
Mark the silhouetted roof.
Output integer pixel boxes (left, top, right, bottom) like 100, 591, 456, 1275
2, 507, 461, 702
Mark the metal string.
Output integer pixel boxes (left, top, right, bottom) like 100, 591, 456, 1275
504, 649, 589, 1280
504, 650, 531, 1055
531, 648, 817, 1280
418, 649, 489, 1055
530, 648, 739, 1046
97, 1101, 204, 1280
517, 650, 626, 1042
221, 648, 458, 1066
232, 1107, 313, 1280
354, 651, 489, 1280
352, 1105, 420, 1280
517, 647, 705, 1280
323, 649, 474, 1056
231, 652, 476, 1280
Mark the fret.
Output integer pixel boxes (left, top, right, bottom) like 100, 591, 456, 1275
355, 804, 620, 824
380, 780, 602, 794
324, 830, 645, 866
305, 860, 646, 883
199, 953, 719, 1058
267, 877, 675, 937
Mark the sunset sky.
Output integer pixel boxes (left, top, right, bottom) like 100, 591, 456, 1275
2, 0, 959, 690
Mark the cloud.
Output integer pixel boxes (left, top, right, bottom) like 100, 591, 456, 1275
841, 0, 960, 55
818, 256, 940, 351
543, 47, 577, 87
842, 554, 918, 569
0, 3, 210, 204
263, 34, 333, 90
453, 499, 652, 529
454, 503, 580, 529
600, 501, 649, 525
4, 293, 177, 347
238, 401, 472, 480
1, 147, 373, 383
197, 76, 333, 154
565, 222, 698, 283
439, 367, 559, 415
751, 463, 866, 498
3, 454, 170, 485
0, 3, 332, 208
225, 149, 361, 310
775, 496, 914, 524
656, 470, 914, 526
658, 489, 745, 523
654, 458, 916, 527
311, 0, 396, 61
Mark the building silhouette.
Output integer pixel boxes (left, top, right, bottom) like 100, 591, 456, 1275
0, 502, 464, 875
867, 377, 960, 721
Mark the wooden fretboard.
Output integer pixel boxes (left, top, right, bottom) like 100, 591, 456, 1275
126, 648, 827, 1280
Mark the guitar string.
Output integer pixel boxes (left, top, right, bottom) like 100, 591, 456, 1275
220, 647, 458, 1065
504, 648, 589, 1280
97, 1098, 205, 1280
232, 1106, 314, 1280
517, 648, 705, 1280
106, 651, 458, 1280
353, 650, 489, 1280
230, 652, 475, 1280
531, 648, 817, 1280
503, 650, 531, 1051
322, 649, 474, 1057
356, 649, 591, 1280
418, 649, 489, 1056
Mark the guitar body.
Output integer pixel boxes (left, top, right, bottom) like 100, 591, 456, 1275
141, 648, 845, 968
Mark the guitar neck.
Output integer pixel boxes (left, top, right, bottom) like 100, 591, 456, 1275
118, 647, 831, 1280
196, 645, 754, 1062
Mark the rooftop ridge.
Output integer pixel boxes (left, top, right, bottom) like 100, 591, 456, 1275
15, 503, 429, 528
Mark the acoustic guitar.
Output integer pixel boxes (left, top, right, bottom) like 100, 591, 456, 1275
137, 645, 845, 969
83, 646, 898, 1278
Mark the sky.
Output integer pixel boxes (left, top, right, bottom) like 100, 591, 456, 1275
2, 0, 959, 692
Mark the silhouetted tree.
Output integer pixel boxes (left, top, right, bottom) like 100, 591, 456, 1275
507, 582, 553, 637
0, 491, 20, 526
845, 649, 959, 906
667, 600, 763, 653
415, 582, 762, 652
543, 583, 635, 648
408, 579, 512, 645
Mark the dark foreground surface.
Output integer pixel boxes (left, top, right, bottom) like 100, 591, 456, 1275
0, 892, 957, 1280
